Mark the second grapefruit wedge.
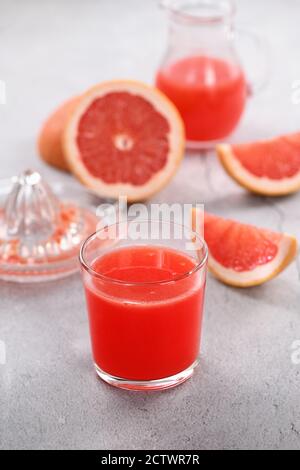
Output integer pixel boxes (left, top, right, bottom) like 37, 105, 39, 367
63, 80, 185, 201
217, 132, 300, 196
192, 209, 297, 287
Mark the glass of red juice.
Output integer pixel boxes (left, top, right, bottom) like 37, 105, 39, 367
156, 0, 268, 148
80, 219, 208, 391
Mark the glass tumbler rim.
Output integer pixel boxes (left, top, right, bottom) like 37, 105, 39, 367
79, 218, 208, 287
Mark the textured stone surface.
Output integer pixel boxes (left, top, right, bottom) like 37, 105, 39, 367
0, 0, 300, 450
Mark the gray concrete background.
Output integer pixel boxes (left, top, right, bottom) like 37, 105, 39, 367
0, 0, 300, 450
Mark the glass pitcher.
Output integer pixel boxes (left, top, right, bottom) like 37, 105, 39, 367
155, 0, 268, 149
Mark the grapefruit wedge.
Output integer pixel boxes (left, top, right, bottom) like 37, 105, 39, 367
38, 96, 80, 171
192, 209, 298, 287
63, 80, 185, 201
217, 132, 300, 196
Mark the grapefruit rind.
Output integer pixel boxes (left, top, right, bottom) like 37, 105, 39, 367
217, 143, 300, 196
191, 209, 298, 288
63, 80, 185, 201
208, 234, 298, 287
38, 96, 80, 172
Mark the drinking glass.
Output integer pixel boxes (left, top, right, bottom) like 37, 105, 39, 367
80, 218, 208, 391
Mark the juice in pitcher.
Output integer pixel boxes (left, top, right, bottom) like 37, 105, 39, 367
156, 55, 247, 142
156, 0, 266, 147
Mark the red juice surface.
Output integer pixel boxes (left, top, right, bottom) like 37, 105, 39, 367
84, 245, 205, 381
156, 55, 247, 142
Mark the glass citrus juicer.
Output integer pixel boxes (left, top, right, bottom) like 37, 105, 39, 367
155, 0, 269, 149
0, 170, 99, 282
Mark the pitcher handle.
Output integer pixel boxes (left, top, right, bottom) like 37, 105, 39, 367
234, 27, 271, 97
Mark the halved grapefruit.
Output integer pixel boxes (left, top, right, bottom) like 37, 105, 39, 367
63, 80, 185, 201
217, 132, 300, 196
38, 96, 80, 171
192, 209, 298, 287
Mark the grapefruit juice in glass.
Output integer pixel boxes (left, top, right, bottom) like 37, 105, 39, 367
155, 0, 266, 148
80, 219, 208, 391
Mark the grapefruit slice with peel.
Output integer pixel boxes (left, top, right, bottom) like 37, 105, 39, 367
192, 209, 298, 287
63, 80, 185, 201
217, 132, 300, 196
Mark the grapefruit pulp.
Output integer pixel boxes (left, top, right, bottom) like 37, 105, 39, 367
217, 132, 300, 196
63, 80, 185, 201
192, 209, 298, 287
